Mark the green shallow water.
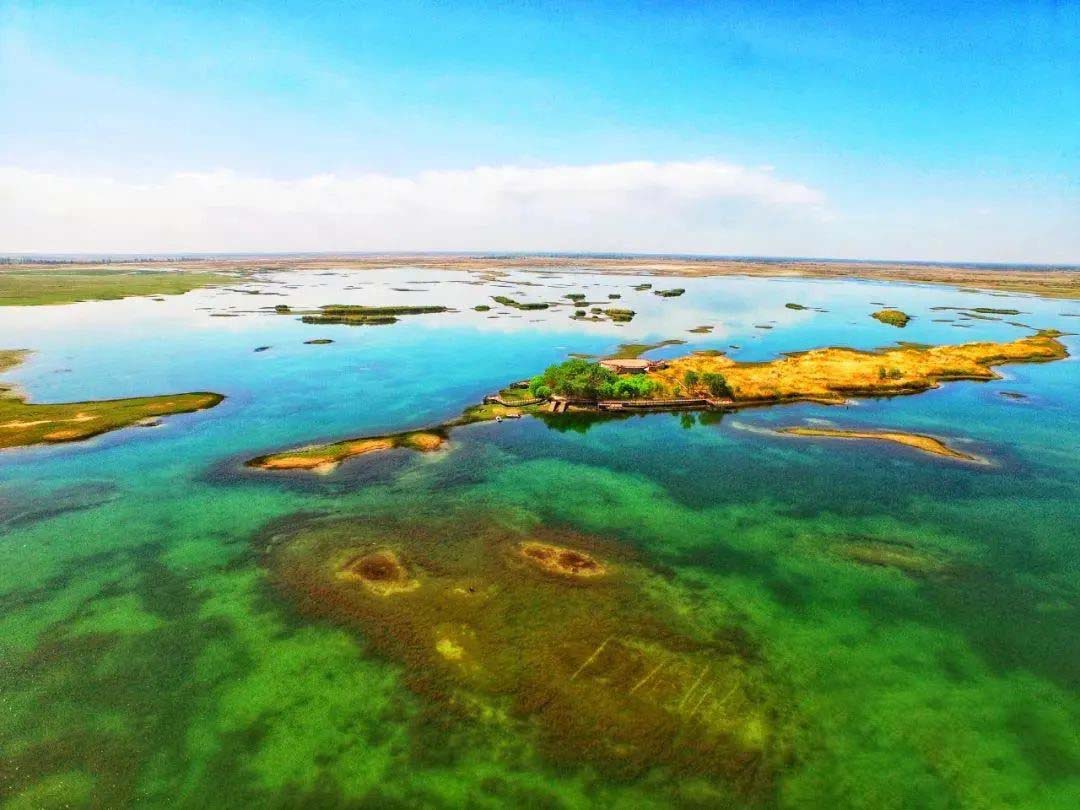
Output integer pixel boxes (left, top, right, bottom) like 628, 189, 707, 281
0, 268, 1078, 808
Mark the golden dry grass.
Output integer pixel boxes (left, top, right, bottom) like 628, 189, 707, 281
657, 331, 1067, 404
249, 431, 446, 471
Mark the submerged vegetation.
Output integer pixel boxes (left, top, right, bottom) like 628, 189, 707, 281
261, 510, 786, 794
835, 538, 950, 577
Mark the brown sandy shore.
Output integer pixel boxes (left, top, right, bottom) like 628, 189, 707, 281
7, 254, 1080, 299
775, 427, 984, 463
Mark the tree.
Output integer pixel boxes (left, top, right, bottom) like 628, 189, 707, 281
701, 372, 731, 398
529, 359, 619, 399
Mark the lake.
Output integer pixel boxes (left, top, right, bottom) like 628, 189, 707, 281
1, 266, 1077, 808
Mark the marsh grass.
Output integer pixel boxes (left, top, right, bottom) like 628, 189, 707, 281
0, 269, 235, 306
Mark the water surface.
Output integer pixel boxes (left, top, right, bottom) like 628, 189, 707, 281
1, 267, 1077, 808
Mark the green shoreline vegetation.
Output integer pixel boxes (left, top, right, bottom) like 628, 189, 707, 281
0, 267, 236, 306
0, 351, 225, 449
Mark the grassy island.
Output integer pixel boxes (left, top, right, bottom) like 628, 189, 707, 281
302, 313, 398, 325
1, 351, 224, 449
492, 296, 549, 310
871, 309, 911, 327
301, 304, 449, 326
248, 331, 1067, 472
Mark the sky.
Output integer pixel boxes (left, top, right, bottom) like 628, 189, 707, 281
1, 0, 1078, 263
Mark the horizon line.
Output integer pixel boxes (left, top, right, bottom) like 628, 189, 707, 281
2, 250, 1078, 272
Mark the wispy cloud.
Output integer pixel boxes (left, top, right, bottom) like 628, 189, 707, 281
0, 161, 828, 253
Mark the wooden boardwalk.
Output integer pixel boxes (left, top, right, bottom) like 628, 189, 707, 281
598, 397, 729, 411
481, 393, 737, 413
482, 394, 545, 407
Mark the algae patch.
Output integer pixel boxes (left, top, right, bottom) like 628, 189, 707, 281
258, 511, 788, 790
520, 542, 607, 578
835, 538, 950, 577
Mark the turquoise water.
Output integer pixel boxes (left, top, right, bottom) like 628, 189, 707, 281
1, 268, 1077, 808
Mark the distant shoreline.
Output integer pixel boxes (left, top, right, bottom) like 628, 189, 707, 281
4, 253, 1076, 299
3, 251, 1079, 273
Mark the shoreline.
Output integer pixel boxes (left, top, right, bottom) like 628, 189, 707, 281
5, 254, 1078, 299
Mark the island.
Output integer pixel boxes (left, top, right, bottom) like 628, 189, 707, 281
775, 427, 983, 462
296, 304, 449, 325
246, 330, 1067, 471
871, 309, 911, 327
1, 350, 224, 449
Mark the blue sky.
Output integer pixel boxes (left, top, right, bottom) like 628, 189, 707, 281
2, 1, 1078, 261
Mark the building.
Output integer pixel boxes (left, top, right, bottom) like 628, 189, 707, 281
598, 358, 667, 374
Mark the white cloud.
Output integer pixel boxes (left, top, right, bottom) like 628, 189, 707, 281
0, 160, 829, 254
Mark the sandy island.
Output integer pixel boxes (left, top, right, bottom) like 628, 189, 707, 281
775, 427, 983, 462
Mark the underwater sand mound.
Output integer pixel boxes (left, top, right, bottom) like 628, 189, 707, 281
257, 511, 789, 793
837, 539, 949, 577
337, 549, 419, 596
520, 542, 606, 577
